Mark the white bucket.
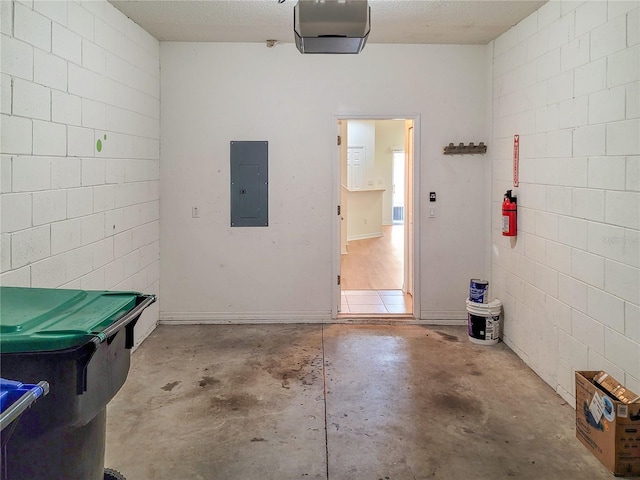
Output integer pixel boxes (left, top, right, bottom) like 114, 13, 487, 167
466, 297, 502, 345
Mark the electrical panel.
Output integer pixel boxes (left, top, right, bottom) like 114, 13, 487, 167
230, 141, 268, 227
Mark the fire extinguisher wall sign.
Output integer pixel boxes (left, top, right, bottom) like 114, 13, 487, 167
513, 134, 519, 187
502, 190, 517, 237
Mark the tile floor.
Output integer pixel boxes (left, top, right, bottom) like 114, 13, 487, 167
340, 289, 413, 314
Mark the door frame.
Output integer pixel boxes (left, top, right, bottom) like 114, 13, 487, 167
331, 114, 421, 319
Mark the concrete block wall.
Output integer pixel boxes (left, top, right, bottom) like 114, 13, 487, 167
0, 0, 160, 345
491, 0, 639, 404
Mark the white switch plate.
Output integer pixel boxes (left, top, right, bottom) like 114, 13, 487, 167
192, 207, 199, 218
429, 206, 436, 218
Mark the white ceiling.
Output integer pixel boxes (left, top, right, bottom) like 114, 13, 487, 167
108, 0, 547, 45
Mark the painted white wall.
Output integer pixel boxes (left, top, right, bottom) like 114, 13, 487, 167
345, 120, 383, 241
160, 42, 490, 322
344, 120, 403, 235
346, 189, 384, 241
374, 120, 405, 225
0, 0, 160, 345
490, 0, 640, 403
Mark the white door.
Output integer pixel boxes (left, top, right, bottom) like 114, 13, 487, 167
347, 147, 365, 190
404, 121, 414, 297
338, 121, 348, 313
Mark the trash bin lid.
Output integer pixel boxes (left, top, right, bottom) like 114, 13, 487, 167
0, 287, 139, 353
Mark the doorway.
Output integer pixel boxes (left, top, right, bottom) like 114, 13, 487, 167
334, 117, 418, 317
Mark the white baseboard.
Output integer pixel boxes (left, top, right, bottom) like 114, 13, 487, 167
347, 232, 383, 242
160, 312, 468, 326
331, 317, 459, 325
132, 321, 159, 352
160, 311, 332, 324
418, 319, 467, 326
420, 310, 468, 325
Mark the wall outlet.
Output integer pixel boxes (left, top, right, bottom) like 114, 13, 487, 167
192, 206, 199, 218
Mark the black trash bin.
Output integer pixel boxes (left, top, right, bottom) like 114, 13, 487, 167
0, 287, 155, 480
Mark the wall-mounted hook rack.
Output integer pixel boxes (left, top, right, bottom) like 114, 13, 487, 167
443, 142, 487, 155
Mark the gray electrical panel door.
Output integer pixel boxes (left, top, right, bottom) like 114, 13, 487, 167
230, 141, 268, 227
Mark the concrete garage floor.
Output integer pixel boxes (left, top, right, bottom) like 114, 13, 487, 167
105, 325, 615, 479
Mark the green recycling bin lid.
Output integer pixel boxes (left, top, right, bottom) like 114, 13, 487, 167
0, 287, 139, 353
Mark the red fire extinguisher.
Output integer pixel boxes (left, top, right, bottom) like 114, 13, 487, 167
502, 190, 517, 237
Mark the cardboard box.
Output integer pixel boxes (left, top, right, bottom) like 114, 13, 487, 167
595, 371, 640, 404
575, 371, 640, 477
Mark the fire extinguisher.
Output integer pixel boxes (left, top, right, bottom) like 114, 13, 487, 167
502, 190, 517, 237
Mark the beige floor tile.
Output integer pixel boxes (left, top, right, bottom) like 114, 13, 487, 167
343, 289, 377, 296
380, 295, 408, 305
346, 295, 383, 305
385, 305, 412, 314
377, 289, 404, 296
347, 304, 388, 314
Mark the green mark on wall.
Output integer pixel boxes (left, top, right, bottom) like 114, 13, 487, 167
96, 134, 107, 152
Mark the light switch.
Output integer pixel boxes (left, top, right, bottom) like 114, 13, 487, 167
429, 206, 436, 218
192, 207, 199, 218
